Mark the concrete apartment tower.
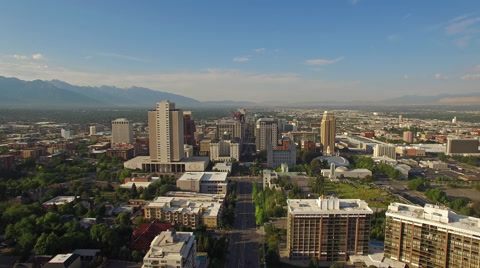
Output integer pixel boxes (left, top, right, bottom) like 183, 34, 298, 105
111, 118, 133, 144
321, 111, 336, 155
148, 101, 184, 162
255, 118, 278, 151
403, 131, 413, 143
287, 196, 372, 262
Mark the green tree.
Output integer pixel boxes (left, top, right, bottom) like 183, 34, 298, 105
407, 178, 429, 191
17, 232, 37, 255
309, 257, 320, 268
34, 232, 59, 255
115, 212, 132, 226
90, 223, 114, 245
130, 183, 138, 198
310, 158, 323, 176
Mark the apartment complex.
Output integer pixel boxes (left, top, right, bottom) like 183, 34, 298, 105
143, 192, 224, 229
287, 196, 373, 262
385, 203, 480, 268
255, 118, 278, 151
142, 230, 196, 268
321, 111, 336, 155
176, 172, 229, 194
111, 118, 133, 144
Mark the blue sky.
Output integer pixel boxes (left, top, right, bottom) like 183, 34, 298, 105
0, 1, 479, 102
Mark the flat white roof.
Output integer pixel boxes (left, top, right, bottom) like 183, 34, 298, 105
42, 196, 75, 206
49, 253, 75, 263
387, 203, 480, 236
178, 172, 228, 182
288, 197, 373, 215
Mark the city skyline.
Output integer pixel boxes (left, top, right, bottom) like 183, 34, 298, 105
0, 1, 479, 103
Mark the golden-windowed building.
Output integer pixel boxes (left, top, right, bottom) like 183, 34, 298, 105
287, 196, 372, 262
385, 203, 480, 268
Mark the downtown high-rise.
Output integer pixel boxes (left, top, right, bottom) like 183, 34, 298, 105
321, 111, 336, 155
148, 100, 184, 162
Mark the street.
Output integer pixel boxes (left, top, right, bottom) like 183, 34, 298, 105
226, 181, 259, 268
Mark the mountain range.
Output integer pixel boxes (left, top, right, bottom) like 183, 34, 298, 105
0, 75, 478, 107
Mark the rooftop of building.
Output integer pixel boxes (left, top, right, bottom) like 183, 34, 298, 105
146, 230, 194, 259
112, 118, 130, 123
48, 253, 79, 264
42, 196, 75, 206
288, 196, 373, 215
387, 203, 480, 235
178, 172, 228, 182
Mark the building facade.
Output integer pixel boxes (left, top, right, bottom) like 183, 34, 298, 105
142, 230, 196, 268
176, 172, 228, 194
320, 111, 336, 155
148, 101, 184, 163
446, 138, 480, 155
216, 119, 244, 141
373, 144, 397, 160
385, 203, 480, 268
255, 118, 278, 151
183, 112, 196, 146
143, 193, 224, 229
209, 139, 240, 162
267, 138, 296, 169
287, 196, 372, 262
112, 118, 134, 144
403, 131, 414, 143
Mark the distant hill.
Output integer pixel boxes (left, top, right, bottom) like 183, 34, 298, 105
48, 80, 200, 106
0, 76, 99, 107
0, 76, 200, 108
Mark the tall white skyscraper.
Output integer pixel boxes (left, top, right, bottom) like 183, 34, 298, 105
321, 111, 336, 155
148, 100, 184, 162
111, 118, 133, 144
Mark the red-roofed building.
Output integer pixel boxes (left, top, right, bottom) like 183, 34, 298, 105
131, 222, 173, 251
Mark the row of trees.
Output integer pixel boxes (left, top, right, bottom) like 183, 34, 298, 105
252, 183, 288, 226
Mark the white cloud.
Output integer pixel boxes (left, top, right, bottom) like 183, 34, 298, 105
461, 65, 480, 80
404, 74, 409, 80
9, 54, 46, 60
435, 73, 448, 80
13, 54, 29, 60
233, 56, 250, 62
305, 57, 344, 66
253, 48, 265, 53
461, 73, 480, 80
445, 16, 480, 35
32, 54, 46, 60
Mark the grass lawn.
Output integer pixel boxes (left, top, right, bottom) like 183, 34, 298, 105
324, 180, 396, 209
